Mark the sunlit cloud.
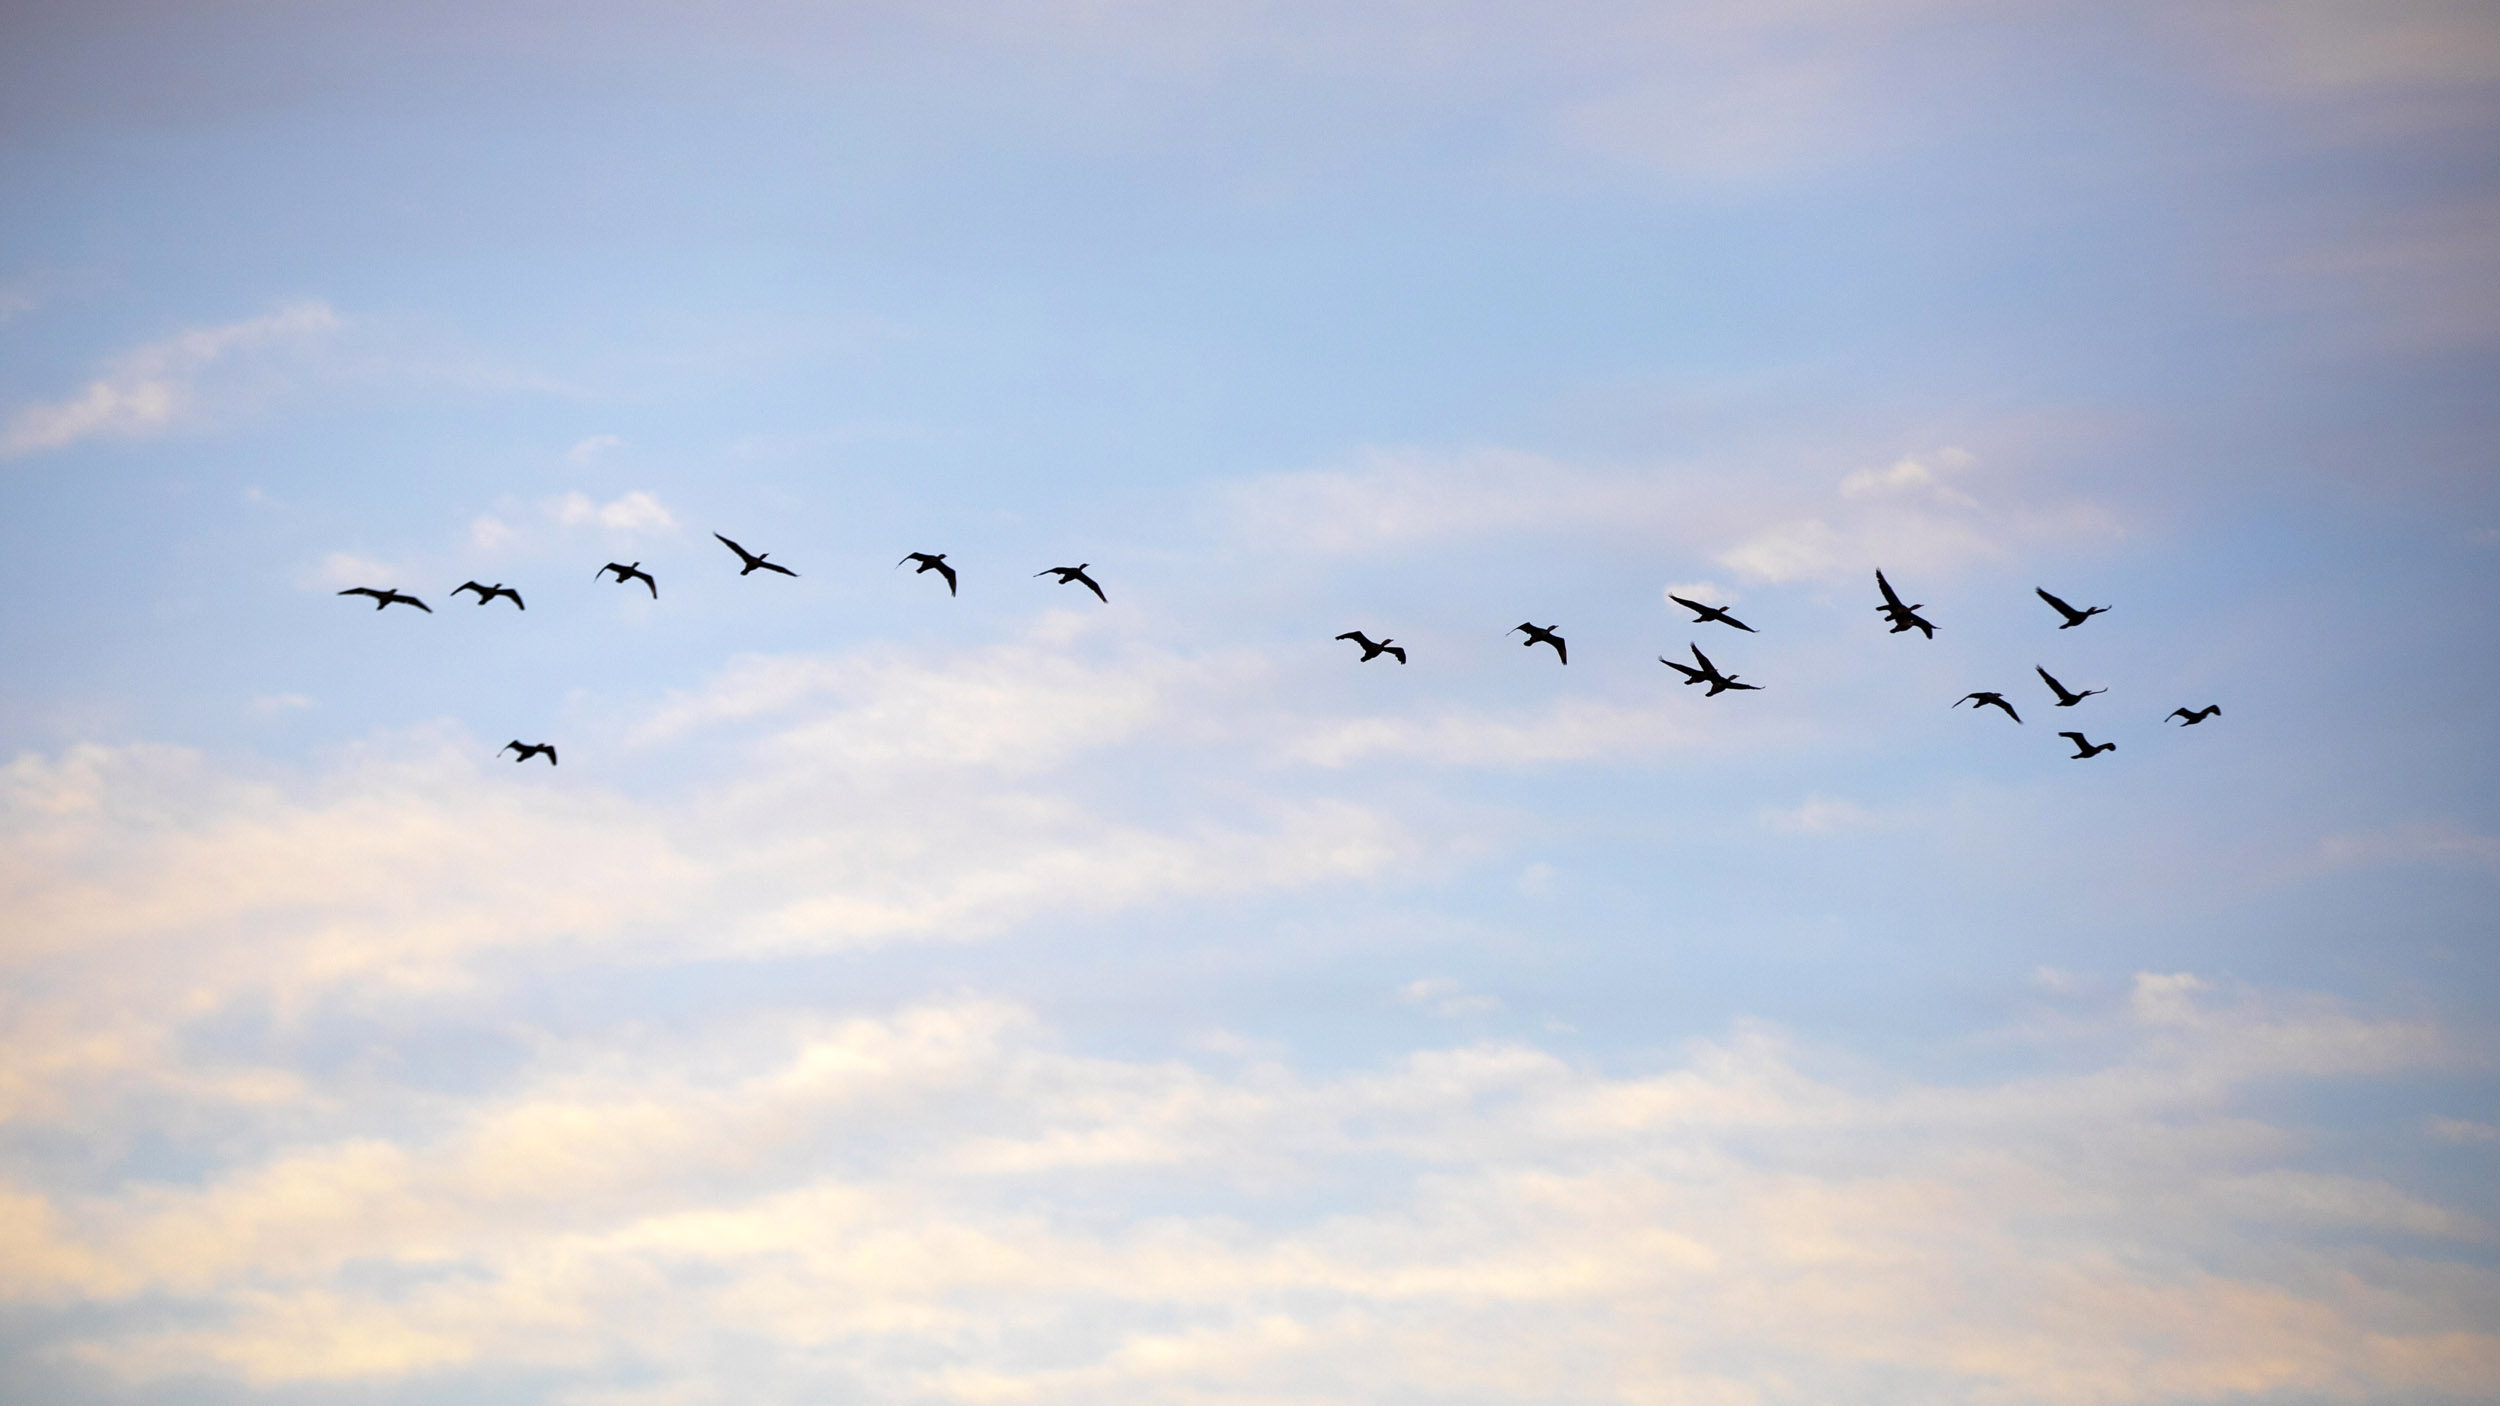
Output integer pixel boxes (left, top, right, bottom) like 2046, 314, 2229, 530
0, 302, 339, 456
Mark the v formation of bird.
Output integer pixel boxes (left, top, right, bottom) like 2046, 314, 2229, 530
344, 533, 2213, 769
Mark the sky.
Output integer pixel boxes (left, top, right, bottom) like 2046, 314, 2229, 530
2, 1, 2497, 1401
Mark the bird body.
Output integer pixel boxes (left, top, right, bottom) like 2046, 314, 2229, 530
1874, 570, 1936, 638
716, 533, 797, 576
2170, 705, 2222, 725
1660, 643, 1759, 695
500, 741, 557, 766
1512, 622, 1567, 664
1957, 691, 2022, 723
2036, 666, 2106, 707
453, 581, 524, 610
2036, 587, 2109, 629
1336, 631, 1406, 664
1668, 594, 1754, 632
2059, 731, 2116, 759
338, 587, 430, 613
598, 561, 658, 597
1037, 563, 1106, 602
900, 552, 957, 595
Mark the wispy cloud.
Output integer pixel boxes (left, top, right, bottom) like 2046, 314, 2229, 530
553, 489, 678, 536
1, 303, 339, 457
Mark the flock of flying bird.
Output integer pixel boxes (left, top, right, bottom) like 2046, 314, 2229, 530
340, 534, 2218, 766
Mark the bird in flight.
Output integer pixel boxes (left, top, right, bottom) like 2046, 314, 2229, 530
1512, 622, 1567, 664
597, 561, 657, 598
2169, 705, 2222, 726
2036, 587, 2109, 629
899, 552, 957, 595
2059, 731, 2116, 759
1874, 570, 1936, 638
1037, 563, 1106, 602
500, 741, 557, 766
1667, 594, 1754, 632
1336, 631, 1406, 664
338, 587, 430, 613
2036, 666, 2106, 708
452, 581, 524, 610
1957, 691, 2022, 723
715, 533, 797, 577
1659, 643, 1761, 695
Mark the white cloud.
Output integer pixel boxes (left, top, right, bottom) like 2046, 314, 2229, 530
1758, 793, 1877, 835
567, 433, 625, 465
470, 514, 515, 550
1663, 580, 1736, 607
2427, 1116, 2500, 1144
248, 694, 313, 716
554, 490, 678, 536
1396, 976, 1503, 1017
0, 302, 339, 456
2319, 819, 2500, 872
303, 551, 400, 590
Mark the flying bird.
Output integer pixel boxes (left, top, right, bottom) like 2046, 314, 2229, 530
2036, 666, 2106, 708
1036, 563, 1107, 602
1874, 570, 1936, 638
452, 581, 524, 610
898, 552, 957, 595
715, 533, 797, 577
1512, 622, 1567, 664
2059, 731, 2116, 759
2036, 587, 2109, 629
597, 561, 657, 598
338, 587, 430, 613
2170, 705, 2222, 725
1667, 594, 1754, 632
500, 741, 557, 766
1336, 631, 1406, 664
1658, 643, 1760, 695
1956, 691, 2022, 723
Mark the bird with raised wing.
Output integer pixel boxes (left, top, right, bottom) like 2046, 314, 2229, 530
1037, 563, 1106, 602
2170, 705, 2222, 726
2036, 587, 2108, 629
2059, 731, 2116, 759
500, 741, 557, 766
597, 561, 657, 598
2036, 666, 2106, 708
1659, 643, 1760, 695
899, 552, 957, 595
453, 581, 524, 610
1956, 691, 2022, 723
1874, 570, 1936, 638
715, 533, 797, 577
1512, 622, 1567, 664
1668, 594, 1754, 632
1336, 631, 1406, 664
338, 587, 430, 613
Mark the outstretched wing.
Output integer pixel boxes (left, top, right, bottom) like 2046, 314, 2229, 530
1876, 570, 1905, 609
1078, 572, 1106, 603
2036, 587, 2078, 619
760, 560, 798, 577
1659, 657, 1703, 681
1689, 644, 1717, 675
636, 570, 656, 598
1386, 646, 1406, 664
338, 587, 379, 600
505, 589, 525, 610
2059, 731, 2088, 745
937, 562, 956, 594
1668, 594, 1704, 618
1335, 632, 1364, 643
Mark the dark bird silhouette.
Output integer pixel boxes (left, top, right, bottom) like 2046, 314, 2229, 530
1512, 622, 1567, 664
338, 587, 430, 613
1667, 594, 1754, 632
899, 552, 957, 596
715, 533, 797, 577
2036, 587, 2109, 629
2170, 705, 2222, 726
1957, 691, 2022, 723
500, 741, 557, 766
597, 561, 657, 598
453, 581, 524, 610
1036, 563, 1106, 602
1336, 631, 1406, 664
2036, 666, 2106, 708
1874, 570, 1936, 638
2059, 731, 2116, 759
1658, 643, 1761, 695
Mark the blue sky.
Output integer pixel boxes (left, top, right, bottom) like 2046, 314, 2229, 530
3, 2, 2497, 1402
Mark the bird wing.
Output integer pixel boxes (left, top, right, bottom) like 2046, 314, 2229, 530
1554, 638, 1566, 664
545, 747, 557, 765
1876, 570, 1905, 608
1659, 657, 1702, 681
1689, 644, 1717, 674
1668, 594, 1704, 617
2037, 587, 2078, 620
2059, 731, 2087, 744
937, 562, 956, 594
1335, 632, 1364, 643
762, 560, 797, 576
456, 581, 486, 597
716, 533, 760, 564
1724, 611, 1754, 632
506, 589, 525, 609
1387, 646, 1406, 664
1998, 700, 2021, 722
2036, 666, 2066, 696
2169, 709, 2193, 721
1078, 573, 1105, 602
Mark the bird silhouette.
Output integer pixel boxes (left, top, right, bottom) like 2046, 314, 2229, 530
715, 533, 797, 577
338, 587, 430, 613
2170, 705, 2222, 725
2059, 731, 2116, 759
597, 561, 657, 598
899, 552, 957, 595
500, 741, 557, 766
1036, 564, 1106, 602
1667, 594, 1754, 632
1512, 622, 1567, 664
2036, 587, 2109, 629
1336, 631, 1406, 664
1874, 570, 1936, 638
1659, 643, 1760, 695
1957, 691, 2022, 723
452, 581, 524, 610
2036, 666, 2106, 707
